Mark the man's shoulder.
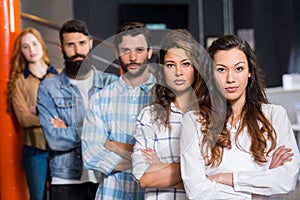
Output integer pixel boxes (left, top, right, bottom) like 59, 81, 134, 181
99, 78, 120, 93
93, 69, 119, 84
39, 72, 63, 89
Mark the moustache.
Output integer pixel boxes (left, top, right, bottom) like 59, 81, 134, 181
125, 62, 142, 67
66, 54, 86, 62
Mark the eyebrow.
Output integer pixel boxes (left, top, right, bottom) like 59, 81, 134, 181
215, 61, 245, 67
164, 58, 190, 63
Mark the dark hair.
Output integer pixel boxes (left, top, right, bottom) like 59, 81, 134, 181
59, 19, 90, 45
113, 22, 152, 51
152, 29, 209, 127
202, 35, 276, 167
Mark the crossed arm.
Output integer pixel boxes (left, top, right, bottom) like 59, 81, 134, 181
207, 145, 294, 186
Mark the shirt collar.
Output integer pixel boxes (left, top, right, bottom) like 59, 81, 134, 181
23, 65, 58, 80
117, 73, 156, 94
170, 102, 184, 114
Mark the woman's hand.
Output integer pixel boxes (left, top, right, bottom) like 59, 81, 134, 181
207, 173, 233, 187
269, 145, 293, 169
141, 148, 161, 164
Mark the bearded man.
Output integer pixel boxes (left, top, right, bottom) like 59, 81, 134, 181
81, 21, 156, 200
37, 19, 118, 200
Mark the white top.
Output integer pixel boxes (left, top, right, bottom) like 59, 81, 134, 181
132, 103, 188, 200
180, 104, 300, 200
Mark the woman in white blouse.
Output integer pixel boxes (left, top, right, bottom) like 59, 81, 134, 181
132, 29, 207, 200
180, 35, 300, 200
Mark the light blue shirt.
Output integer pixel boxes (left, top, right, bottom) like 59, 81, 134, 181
82, 73, 156, 200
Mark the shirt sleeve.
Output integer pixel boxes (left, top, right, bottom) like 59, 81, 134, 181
81, 92, 122, 175
234, 105, 300, 196
180, 111, 251, 200
132, 107, 154, 181
37, 81, 81, 151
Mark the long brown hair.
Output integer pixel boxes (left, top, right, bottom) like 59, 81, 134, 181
203, 35, 276, 167
6, 27, 50, 113
152, 29, 209, 128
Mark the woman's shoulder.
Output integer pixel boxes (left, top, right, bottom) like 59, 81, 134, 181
183, 110, 199, 120
262, 103, 288, 120
262, 103, 287, 113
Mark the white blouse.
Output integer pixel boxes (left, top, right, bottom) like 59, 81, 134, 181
180, 104, 300, 200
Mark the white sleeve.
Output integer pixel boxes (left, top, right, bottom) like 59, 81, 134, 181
132, 107, 154, 181
234, 105, 300, 196
180, 111, 251, 200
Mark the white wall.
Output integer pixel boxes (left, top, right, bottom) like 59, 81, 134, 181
266, 87, 300, 125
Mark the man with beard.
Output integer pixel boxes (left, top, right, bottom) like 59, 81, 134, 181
81, 22, 156, 199
36, 19, 118, 200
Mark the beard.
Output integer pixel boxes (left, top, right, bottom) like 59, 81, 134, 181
63, 52, 92, 77
119, 59, 148, 78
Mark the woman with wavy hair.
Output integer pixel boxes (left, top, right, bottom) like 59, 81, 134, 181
131, 29, 208, 199
180, 35, 300, 199
7, 27, 59, 200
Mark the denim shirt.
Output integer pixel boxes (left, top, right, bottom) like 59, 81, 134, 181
37, 67, 118, 180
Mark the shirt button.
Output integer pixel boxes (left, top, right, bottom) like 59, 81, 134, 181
131, 115, 136, 121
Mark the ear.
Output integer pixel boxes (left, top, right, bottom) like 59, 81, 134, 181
114, 49, 119, 58
248, 73, 251, 77
58, 44, 62, 53
147, 47, 153, 60
89, 38, 93, 48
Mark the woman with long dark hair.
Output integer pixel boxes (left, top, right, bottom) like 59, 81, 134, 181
180, 35, 300, 199
132, 29, 208, 199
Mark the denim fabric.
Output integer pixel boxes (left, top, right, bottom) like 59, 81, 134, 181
37, 67, 118, 180
22, 145, 49, 200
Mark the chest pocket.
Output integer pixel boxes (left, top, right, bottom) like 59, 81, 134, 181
53, 97, 76, 126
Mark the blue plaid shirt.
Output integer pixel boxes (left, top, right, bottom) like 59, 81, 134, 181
132, 103, 188, 200
82, 73, 156, 200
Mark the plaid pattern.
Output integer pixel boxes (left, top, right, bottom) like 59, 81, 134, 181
132, 103, 188, 200
82, 74, 156, 200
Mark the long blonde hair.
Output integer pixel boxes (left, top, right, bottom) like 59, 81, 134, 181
6, 27, 50, 113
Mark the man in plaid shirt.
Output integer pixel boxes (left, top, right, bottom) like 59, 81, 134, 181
81, 22, 156, 200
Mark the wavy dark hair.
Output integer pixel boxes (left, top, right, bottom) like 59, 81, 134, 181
152, 29, 210, 128
202, 35, 277, 167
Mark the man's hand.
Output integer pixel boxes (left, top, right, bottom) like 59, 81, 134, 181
50, 116, 67, 128
104, 140, 133, 159
104, 140, 134, 172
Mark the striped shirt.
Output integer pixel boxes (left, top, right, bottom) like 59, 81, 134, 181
132, 103, 188, 200
82, 73, 156, 200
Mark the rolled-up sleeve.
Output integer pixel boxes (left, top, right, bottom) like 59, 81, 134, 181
81, 93, 122, 175
132, 107, 154, 181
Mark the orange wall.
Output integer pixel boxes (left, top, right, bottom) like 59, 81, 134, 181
0, 0, 29, 199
